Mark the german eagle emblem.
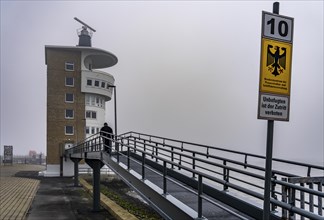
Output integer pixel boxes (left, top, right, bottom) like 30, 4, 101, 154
267, 44, 286, 77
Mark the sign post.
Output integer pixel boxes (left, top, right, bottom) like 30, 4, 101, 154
258, 2, 294, 220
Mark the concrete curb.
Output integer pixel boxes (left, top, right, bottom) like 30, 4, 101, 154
79, 178, 138, 220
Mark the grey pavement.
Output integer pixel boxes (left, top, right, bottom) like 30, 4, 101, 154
25, 176, 116, 220
0, 164, 117, 220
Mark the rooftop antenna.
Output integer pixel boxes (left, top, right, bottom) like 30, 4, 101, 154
74, 17, 96, 47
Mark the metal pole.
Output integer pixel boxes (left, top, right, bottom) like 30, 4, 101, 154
114, 86, 117, 137
113, 86, 118, 155
74, 159, 79, 187
93, 160, 101, 212
263, 5, 279, 220
263, 120, 274, 220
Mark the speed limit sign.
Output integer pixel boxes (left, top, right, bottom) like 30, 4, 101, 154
262, 11, 294, 43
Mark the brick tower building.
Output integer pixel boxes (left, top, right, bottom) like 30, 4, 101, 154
44, 21, 118, 176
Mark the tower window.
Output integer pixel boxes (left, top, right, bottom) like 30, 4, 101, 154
65, 62, 74, 71
94, 80, 99, 87
65, 77, 74, 87
101, 82, 105, 88
65, 93, 74, 103
85, 127, 89, 134
87, 79, 92, 86
65, 126, 74, 135
86, 111, 97, 119
65, 109, 74, 119
96, 97, 100, 106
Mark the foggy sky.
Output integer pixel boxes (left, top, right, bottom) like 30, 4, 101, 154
0, 1, 323, 165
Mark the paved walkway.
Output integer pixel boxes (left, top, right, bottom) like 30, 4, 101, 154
0, 164, 44, 220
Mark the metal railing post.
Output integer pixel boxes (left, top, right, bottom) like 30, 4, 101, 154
223, 160, 229, 191
151, 140, 154, 159
300, 183, 305, 220
134, 138, 137, 153
144, 140, 146, 152
127, 145, 130, 170
271, 174, 277, 212
281, 178, 288, 219
198, 174, 203, 218
307, 166, 311, 176
142, 152, 145, 180
309, 183, 314, 213
192, 152, 196, 178
116, 140, 119, 163
288, 186, 296, 220
244, 154, 248, 169
171, 147, 174, 169
318, 182, 323, 216
178, 154, 182, 170
163, 161, 167, 195
155, 143, 158, 162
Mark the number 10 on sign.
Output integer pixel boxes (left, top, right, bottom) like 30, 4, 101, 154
262, 11, 294, 43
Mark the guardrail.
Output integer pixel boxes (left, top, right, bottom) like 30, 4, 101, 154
65, 131, 324, 219
118, 131, 324, 220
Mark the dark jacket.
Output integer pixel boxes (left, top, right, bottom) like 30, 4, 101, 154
100, 125, 113, 139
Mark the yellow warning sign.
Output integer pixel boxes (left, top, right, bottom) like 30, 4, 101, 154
259, 38, 292, 95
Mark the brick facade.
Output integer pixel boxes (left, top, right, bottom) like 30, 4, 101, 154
46, 49, 85, 165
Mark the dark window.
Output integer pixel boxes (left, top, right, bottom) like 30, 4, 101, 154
65, 77, 74, 86
94, 80, 99, 87
65, 93, 74, 102
101, 82, 105, 88
86, 127, 89, 134
65, 109, 74, 119
86, 111, 97, 119
87, 79, 92, 86
65, 62, 74, 71
65, 126, 74, 135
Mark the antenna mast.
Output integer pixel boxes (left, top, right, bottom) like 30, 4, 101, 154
74, 17, 96, 32
74, 17, 96, 47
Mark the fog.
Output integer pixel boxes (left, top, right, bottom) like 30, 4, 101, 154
1, 1, 323, 165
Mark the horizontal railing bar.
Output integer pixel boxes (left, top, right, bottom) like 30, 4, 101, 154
271, 198, 324, 220
125, 139, 266, 180
121, 134, 321, 179
120, 131, 324, 171
120, 131, 324, 170
274, 179, 324, 197
116, 138, 324, 196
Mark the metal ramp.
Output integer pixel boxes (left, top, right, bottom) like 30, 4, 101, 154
65, 132, 324, 220
104, 151, 252, 220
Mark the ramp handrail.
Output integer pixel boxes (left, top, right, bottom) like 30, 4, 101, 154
119, 131, 324, 177
65, 131, 324, 220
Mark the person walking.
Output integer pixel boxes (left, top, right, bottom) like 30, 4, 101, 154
100, 122, 113, 154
